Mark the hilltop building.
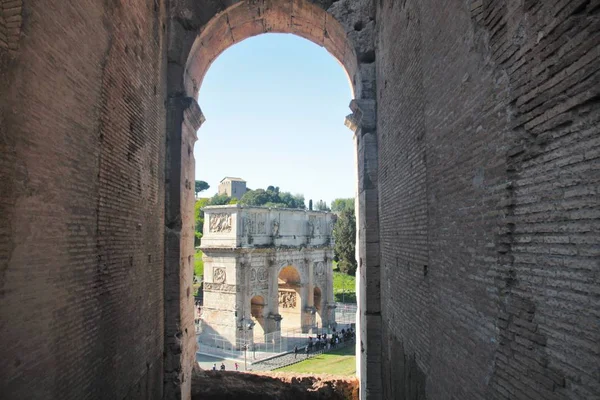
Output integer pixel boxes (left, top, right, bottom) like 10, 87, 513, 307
218, 177, 247, 200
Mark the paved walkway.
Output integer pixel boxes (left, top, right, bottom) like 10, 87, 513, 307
196, 332, 356, 372
251, 340, 356, 371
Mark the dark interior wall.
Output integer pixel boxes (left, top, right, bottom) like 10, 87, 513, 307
377, 0, 600, 399
0, 1, 166, 399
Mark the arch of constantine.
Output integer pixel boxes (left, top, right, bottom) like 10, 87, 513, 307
199, 205, 336, 347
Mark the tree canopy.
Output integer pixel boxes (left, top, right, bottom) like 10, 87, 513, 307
239, 186, 304, 209
194, 180, 209, 196
331, 198, 355, 213
333, 208, 357, 276
314, 200, 330, 211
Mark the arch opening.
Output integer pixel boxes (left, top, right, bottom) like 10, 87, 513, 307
250, 295, 266, 341
181, 0, 372, 390
313, 286, 323, 328
278, 265, 303, 332
184, 0, 359, 100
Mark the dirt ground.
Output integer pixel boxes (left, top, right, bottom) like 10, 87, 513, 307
191, 366, 359, 400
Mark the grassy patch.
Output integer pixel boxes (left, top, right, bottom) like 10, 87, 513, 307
275, 345, 356, 375
333, 271, 356, 304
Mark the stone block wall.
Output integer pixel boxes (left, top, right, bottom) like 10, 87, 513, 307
376, 0, 600, 399
0, 0, 167, 399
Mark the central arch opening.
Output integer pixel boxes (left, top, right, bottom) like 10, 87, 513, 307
278, 265, 303, 332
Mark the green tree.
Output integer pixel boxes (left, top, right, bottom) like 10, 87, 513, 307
239, 187, 305, 209
210, 193, 231, 205
292, 193, 305, 209
314, 200, 330, 211
195, 180, 210, 197
331, 198, 355, 213
240, 189, 272, 206
194, 197, 211, 246
333, 208, 357, 275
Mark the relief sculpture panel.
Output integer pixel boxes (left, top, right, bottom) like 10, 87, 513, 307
315, 261, 325, 276
204, 283, 236, 293
209, 213, 232, 233
244, 213, 267, 235
308, 216, 322, 236
257, 267, 268, 282
213, 267, 226, 283
279, 291, 297, 308
250, 267, 268, 282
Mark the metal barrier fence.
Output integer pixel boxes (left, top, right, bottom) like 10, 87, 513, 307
335, 302, 357, 325
197, 325, 339, 362
195, 302, 357, 361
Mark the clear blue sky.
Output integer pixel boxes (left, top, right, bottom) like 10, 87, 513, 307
194, 33, 355, 206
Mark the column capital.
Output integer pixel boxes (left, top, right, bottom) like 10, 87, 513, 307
345, 99, 376, 134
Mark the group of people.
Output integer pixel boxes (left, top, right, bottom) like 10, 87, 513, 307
293, 327, 355, 358
211, 362, 239, 371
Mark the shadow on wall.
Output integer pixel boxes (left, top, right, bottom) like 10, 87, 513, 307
382, 329, 427, 400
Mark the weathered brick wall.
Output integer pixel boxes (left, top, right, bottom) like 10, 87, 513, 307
377, 0, 599, 399
0, 0, 167, 399
2, 0, 598, 399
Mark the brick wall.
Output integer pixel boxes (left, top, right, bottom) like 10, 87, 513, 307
377, 0, 599, 399
0, 0, 166, 399
1, 0, 598, 399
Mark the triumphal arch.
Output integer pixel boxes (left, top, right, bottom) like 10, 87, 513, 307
199, 205, 336, 346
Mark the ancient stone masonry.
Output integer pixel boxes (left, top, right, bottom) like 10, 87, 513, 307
198, 205, 336, 346
377, 1, 600, 399
2, 0, 598, 399
0, 0, 22, 56
1, 0, 169, 399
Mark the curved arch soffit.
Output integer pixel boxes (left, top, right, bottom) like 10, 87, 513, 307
185, 0, 358, 99
278, 264, 302, 284
250, 295, 266, 305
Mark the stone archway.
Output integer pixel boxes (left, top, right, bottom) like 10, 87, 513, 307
277, 265, 303, 332
183, 1, 360, 98
165, 1, 380, 398
313, 286, 323, 328
250, 295, 267, 340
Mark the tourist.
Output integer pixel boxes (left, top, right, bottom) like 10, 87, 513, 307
234, 362, 239, 371
212, 363, 216, 371
220, 362, 225, 371
294, 345, 298, 359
